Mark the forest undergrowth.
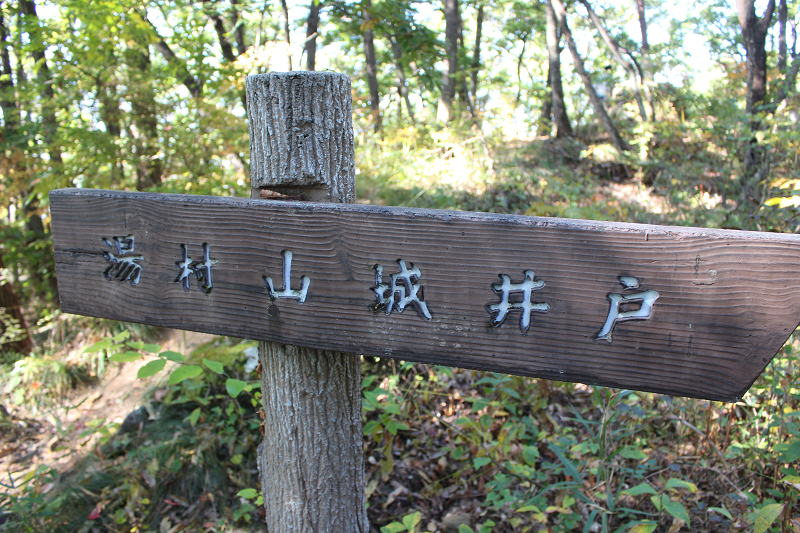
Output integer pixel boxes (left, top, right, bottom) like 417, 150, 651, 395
2, 119, 800, 533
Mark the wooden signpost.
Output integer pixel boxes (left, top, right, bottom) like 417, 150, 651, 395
49, 72, 800, 531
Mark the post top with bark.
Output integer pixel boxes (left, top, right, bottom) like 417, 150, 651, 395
245, 72, 356, 203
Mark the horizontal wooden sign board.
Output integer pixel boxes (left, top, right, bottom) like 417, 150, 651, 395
50, 188, 800, 401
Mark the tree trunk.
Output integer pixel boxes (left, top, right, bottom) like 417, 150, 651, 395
546, 0, 572, 137
389, 37, 415, 123
0, 253, 32, 356
19, 0, 63, 170
147, 15, 203, 97
280, 0, 293, 71
126, 48, 163, 190
552, 0, 628, 152
471, 4, 483, 100
439, 0, 459, 121
737, 0, 776, 116
245, 71, 365, 532
779, 0, 787, 71
231, 0, 247, 56
580, 0, 647, 121
634, 0, 655, 119
305, 1, 320, 71
363, 0, 380, 132
0, 6, 20, 135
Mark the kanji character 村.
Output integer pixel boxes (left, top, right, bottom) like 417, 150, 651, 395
175, 243, 219, 293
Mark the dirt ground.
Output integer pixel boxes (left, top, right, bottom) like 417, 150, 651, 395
0, 329, 215, 495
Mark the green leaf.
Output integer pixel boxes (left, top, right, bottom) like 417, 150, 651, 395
665, 478, 698, 493
203, 358, 224, 374
754, 503, 785, 533
84, 339, 112, 353
458, 526, 475, 533
188, 407, 201, 427
225, 379, 248, 398
522, 445, 539, 466
622, 483, 658, 496
473, 457, 491, 469
628, 521, 658, 533
109, 351, 143, 363
775, 439, 800, 463
662, 498, 690, 526
380, 523, 406, 533
137, 359, 166, 379
402, 511, 421, 529
168, 365, 203, 385
113, 330, 130, 342
160, 350, 185, 362
141, 343, 162, 354
708, 507, 733, 520
620, 445, 648, 460
549, 444, 583, 483
238, 488, 258, 499
126, 341, 144, 350
363, 421, 380, 435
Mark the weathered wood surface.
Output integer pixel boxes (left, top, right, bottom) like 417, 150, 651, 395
50, 187, 800, 401
248, 71, 367, 533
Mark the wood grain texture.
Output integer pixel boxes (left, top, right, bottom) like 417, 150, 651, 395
258, 343, 365, 532
50, 188, 800, 402
248, 70, 366, 533
246, 72, 355, 203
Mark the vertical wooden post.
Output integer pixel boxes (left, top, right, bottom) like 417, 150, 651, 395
245, 72, 367, 532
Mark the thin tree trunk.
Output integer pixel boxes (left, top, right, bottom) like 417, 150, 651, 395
773, 55, 800, 109
304, 1, 320, 71
634, 0, 655, 120
439, 0, 459, 121
363, 0, 380, 132
0, 253, 32, 355
280, 0, 292, 71
147, 15, 203, 97
127, 48, 163, 190
580, 0, 647, 121
471, 4, 483, 100
246, 72, 366, 532
546, 0, 571, 137
20, 0, 63, 169
514, 37, 527, 108
538, 61, 552, 136
231, 0, 247, 56
389, 36, 415, 123
738, 0, 776, 116
779, 0, 787, 71
552, 0, 628, 152
0, 5, 20, 135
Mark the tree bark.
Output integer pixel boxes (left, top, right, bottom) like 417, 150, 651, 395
245, 71, 365, 532
389, 36, 415, 123
231, 0, 247, 56
439, 0, 459, 121
552, 0, 628, 152
634, 0, 655, 119
19, 0, 62, 169
0, 253, 32, 355
363, 0, 381, 132
471, 4, 483, 100
580, 0, 647, 121
545, 0, 571, 137
280, 0, 293, 70
126, 48, 163, 190
779, 0, 788, 71
737, 0, 776, 116
0, 5, 19, 135
305, 1, 321, 71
